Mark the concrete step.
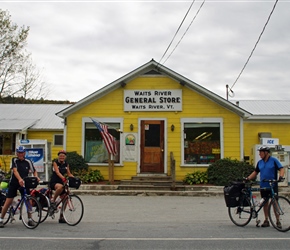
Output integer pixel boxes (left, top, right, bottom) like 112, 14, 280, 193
117, 184, 185, 191
119, 179, 183, 186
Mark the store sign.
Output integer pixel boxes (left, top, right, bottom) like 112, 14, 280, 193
25, 148, 44, 172
124, 90, 182, 112
260, 138, 279, 145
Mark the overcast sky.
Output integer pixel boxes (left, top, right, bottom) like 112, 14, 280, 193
1, 0, 289, 102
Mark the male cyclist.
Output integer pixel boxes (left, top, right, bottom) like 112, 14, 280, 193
0, 146, 40, 228
246, 146, 284, 228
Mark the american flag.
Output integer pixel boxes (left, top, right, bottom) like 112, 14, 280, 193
91, 118, 118, 156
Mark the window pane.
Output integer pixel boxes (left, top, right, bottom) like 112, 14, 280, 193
145, 124, 160, 147
54, 135, 63, 146
84, 122, 120, 163
184, 123, 220, 165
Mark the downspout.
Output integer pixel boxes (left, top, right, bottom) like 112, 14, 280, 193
240, 117, 244, 161
63, 117, 67, 150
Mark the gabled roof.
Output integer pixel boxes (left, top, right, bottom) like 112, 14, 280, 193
0, 104, 71, 132
56, 59, 251, 118
232, 100, 290, 120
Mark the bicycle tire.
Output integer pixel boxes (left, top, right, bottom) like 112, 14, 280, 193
268, 195, 290, 232
3, 206, 12, 225
228, 197, 252, 227
61, 194, 84, 226
38, 193, 50, 223
20, 196, 42, 229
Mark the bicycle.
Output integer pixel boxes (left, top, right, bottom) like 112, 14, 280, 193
225, 178, 290, 232
0, 175, 42, 229
32, 177, 84, 226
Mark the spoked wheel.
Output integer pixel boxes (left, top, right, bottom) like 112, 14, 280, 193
3, 206, 12, 225
228, 198, 252, 226
20, 196, 42, 229
38, 193, 50, 223
269, 196, 290, 232
61, 194, 84, 226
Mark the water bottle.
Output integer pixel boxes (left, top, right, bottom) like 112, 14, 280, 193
259, 198, 265, 207
253, 195, 259, 207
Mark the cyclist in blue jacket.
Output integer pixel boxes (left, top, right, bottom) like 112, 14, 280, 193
246, 146, 284, 228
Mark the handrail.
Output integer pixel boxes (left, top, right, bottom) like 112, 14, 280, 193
170, 152, 176, 191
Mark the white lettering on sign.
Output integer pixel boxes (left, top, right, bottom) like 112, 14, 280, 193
124, 90, 182, 111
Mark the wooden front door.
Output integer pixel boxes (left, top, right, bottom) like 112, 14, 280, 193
140, 120, 164, 173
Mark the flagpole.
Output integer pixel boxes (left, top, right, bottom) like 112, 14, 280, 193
108, 153, 114, 184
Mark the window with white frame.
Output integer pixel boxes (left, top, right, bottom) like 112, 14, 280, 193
84, 122, 120, 163
182, 119, 222, 165
54, 134, 63, 146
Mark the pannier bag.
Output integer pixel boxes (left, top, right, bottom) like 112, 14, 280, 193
224, 181, 245, 207
0, 193, 6, 212
31, 189, 48, 207
24, 177, 38, 189
68, 177, 81, 189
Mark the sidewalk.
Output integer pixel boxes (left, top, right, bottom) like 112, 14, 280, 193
71, 184, 290, 197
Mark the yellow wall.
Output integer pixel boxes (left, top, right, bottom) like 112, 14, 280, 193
65, 76, 241, 181
243, 122, 290, 165
27, 130, 64, 159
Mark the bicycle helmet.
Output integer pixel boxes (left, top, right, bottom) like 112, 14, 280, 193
58, 149, 67, 155
257, 146, 270, 152
16, 146, 26, 153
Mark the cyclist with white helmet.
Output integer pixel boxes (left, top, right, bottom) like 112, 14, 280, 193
0, 146, 40, 228
246, 146, 285, 228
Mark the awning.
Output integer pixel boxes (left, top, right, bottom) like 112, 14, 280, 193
0, 119, 38, 132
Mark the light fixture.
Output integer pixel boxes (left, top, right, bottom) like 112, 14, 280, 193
171, 124, 175, 131
130, 124, 134, 131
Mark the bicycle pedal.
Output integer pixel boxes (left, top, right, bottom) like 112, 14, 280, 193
256, 220, 261, 227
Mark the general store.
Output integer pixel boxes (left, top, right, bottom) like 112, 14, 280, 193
1, 60, 290, 183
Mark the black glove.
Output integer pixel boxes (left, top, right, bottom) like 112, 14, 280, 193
278, 176, 285, 182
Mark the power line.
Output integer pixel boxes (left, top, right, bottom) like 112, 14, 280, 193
162, 0, 206, 65
157, 0, 195, 68
230, 0, 279, 91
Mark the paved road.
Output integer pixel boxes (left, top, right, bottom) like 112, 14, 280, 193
0, 195, 289, 249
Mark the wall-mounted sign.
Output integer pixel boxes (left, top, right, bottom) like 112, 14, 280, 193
260, 138, 279, 145
124, 89, 182, 111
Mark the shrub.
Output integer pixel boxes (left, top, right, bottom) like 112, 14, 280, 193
207, 158, 255, 186
184, 170, 208, 185
53, 151, 88, 172
73, 169, 104, 184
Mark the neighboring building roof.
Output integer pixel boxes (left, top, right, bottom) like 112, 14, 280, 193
0, 104, 71, 132
232, 100, 290, 120
56, 59, 252, 119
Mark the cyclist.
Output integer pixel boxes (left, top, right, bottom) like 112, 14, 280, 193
246, 146, 285, 228
0, 146, 40, 228
50, 150, 74, 223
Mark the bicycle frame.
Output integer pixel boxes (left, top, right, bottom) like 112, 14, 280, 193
8, 188, 32, 221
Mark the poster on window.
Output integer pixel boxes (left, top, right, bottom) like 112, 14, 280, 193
25, 148, 44, 172
124, 133, 137, 162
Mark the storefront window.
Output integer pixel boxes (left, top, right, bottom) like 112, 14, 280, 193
84, 122, 120, 163
183, 122, 221, 165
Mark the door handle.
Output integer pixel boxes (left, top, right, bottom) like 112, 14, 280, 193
161, 149, 164, 152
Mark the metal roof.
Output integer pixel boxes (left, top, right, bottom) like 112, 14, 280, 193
56, 59, 252, 119
0, 104, 71, 132
233, 100, 290, 115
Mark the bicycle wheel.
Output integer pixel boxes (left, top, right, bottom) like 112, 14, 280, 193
269, 196, 290, 232
3, 206, 12, 225
61, 194, 84, 226
228, 198, 252, 226
20, 196, 42, 229
37, 193, 50, 223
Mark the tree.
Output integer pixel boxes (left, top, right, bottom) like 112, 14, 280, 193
0, 9, 48, 101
